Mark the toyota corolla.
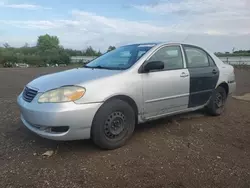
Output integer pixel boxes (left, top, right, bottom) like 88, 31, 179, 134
17, 42, 236, 149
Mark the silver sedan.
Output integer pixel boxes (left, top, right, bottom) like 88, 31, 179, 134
18, 42, 236, 149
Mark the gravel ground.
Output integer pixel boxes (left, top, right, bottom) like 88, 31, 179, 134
0, 67, 250, 188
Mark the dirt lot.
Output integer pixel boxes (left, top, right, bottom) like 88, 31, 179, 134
0, 67, 250, 188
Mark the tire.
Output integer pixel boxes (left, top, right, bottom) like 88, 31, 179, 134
206, 86, 227, 116
91, 99, 135, 150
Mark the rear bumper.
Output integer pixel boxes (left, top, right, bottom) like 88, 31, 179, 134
228, 82, 236, 95
17, 93, 102, 141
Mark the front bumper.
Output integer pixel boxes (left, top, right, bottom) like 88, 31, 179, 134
17, 93, 102, 141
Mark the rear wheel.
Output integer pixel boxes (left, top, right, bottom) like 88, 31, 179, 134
206, 86, 227, 116
91, 99, 135, 150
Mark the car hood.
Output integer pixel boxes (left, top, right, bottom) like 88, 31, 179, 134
27, 68, 122, 92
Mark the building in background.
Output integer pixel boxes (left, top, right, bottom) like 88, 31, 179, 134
218, 56, 250, 65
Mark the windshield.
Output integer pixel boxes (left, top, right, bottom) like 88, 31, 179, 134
85, 44, 155, 70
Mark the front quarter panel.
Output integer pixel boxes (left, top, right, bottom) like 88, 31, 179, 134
75, 71, 143, 114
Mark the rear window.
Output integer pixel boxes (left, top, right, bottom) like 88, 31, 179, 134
184, 46, 209, 68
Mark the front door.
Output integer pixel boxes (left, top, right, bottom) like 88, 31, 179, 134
141, 45, 190, 119
182, 45, 219, 108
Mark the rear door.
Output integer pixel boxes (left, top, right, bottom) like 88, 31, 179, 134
182, 45, 219, 108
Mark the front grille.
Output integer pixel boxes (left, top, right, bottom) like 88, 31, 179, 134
22, 87, 38, 102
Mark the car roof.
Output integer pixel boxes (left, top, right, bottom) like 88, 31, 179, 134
121, 42, 161, 47
122, 42, 201, 47
157, 42, 202, 47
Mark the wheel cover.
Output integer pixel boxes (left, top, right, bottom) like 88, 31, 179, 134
104, 111, 126, 139
215, 92, 224, 109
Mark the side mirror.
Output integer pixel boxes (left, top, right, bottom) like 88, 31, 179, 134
143, 61, 164, 73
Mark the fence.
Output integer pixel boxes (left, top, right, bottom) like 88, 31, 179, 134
219, 57, 250, 66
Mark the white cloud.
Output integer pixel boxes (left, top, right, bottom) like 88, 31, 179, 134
0, 20, 79, 29
133, 0, 250, 36
133, 0, 249, 15
71, 10, 172, 36
0, 5, 249, 52
0, 2, 51, 10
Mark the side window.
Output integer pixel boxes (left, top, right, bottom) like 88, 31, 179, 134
208, 55, 216, 66
148, 46, 184, 70
184, 46, 209, 68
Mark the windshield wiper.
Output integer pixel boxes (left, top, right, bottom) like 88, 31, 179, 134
83, 65, 122, 70
83, 65, 106, 69
90, 65, 110, 69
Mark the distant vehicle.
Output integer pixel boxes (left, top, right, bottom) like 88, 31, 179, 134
3, 62, 15, 68
18, 42, 236, 149
59, 64, 67, 67
51, 64, 58, 67
16, 63, 29, 68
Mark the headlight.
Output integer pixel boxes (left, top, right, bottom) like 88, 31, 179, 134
38, 86, 86, 103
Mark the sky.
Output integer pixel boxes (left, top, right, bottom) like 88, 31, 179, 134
0, 0, 249, 52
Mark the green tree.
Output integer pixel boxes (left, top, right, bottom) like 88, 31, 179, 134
65, 49, 83, 56
85, 46, 97, 56
24, 55, 44, 66
0, 34, 108, 67
3, 43, 10, 48
37, 34, 60, 52
39, 47, 70, 65
23, 43, 29, 48
58, 48, 70, 64
1, 50, 17, 63
97, 50, 102, 56
107, 46, 116, 52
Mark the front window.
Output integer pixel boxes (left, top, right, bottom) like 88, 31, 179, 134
148, 46, 184, 70
85, 44, 155, 70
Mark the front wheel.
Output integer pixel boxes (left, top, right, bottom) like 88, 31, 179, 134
206, 86, 227, 116
91, 99, 135, 150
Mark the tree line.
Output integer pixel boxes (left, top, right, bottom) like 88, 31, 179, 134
0, 34, 116, 67
215, 49, 250, 57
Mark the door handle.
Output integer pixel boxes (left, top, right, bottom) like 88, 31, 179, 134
212, 69, 218, 74
180, 72, 189, 78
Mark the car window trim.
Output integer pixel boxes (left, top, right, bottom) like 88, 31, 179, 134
138, 44, 185, 73
182, 44, 216, 68
207, 53, 216, 67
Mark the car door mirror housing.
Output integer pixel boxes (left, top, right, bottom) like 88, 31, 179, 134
143, 61, 164, 73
